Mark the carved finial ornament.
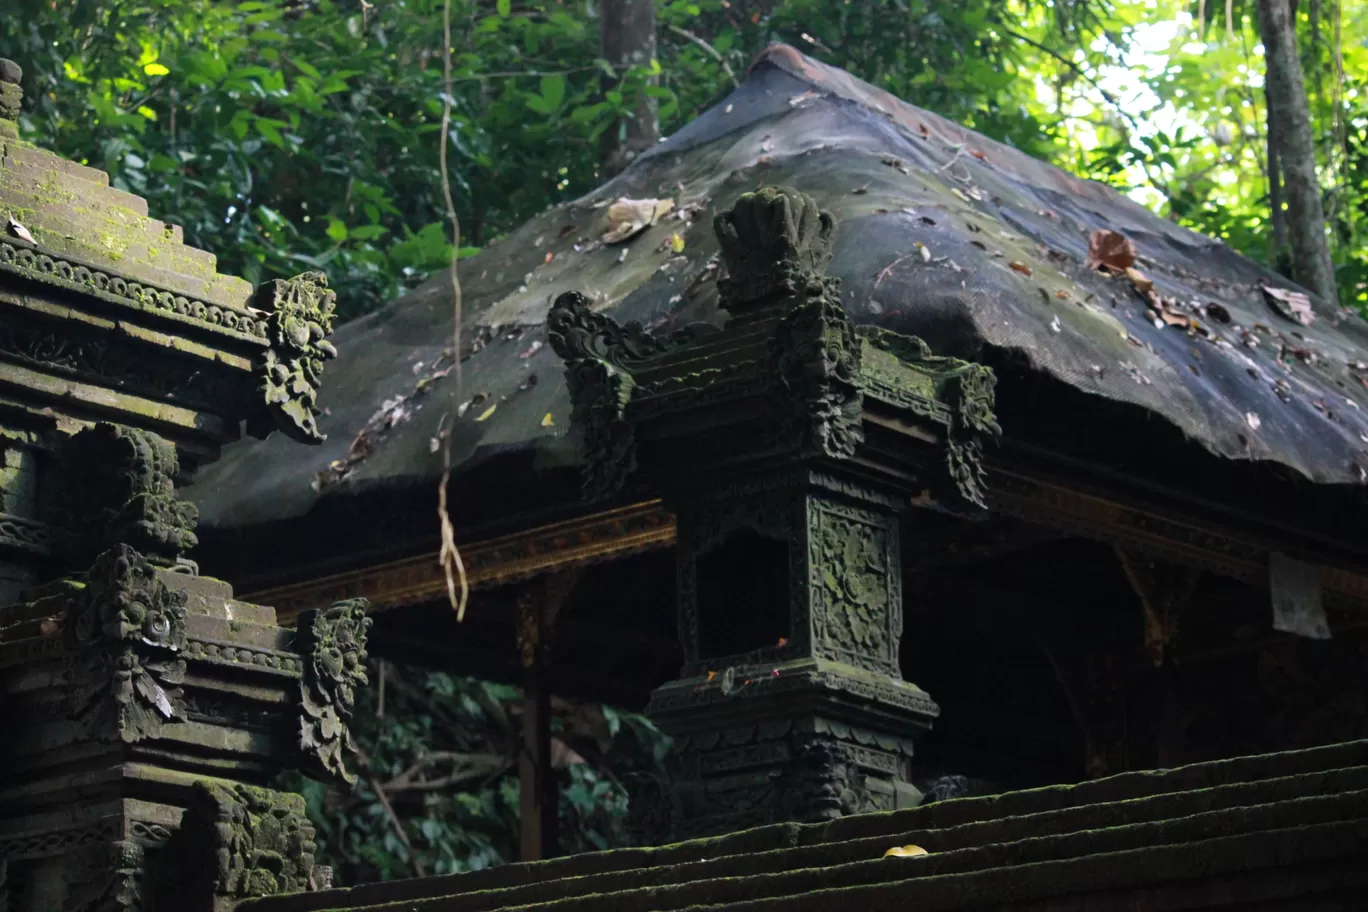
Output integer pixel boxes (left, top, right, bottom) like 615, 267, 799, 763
714, 186, 837, 310
0, 59, 21, 122
256, 271, 339, 444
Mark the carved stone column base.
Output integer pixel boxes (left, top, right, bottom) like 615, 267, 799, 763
641, 658, 935, 842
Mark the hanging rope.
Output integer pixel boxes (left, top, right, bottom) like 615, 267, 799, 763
437, 0, 470, 621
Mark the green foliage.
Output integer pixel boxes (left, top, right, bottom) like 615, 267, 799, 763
279, 662, 672, 883
0, 0, 1128, 321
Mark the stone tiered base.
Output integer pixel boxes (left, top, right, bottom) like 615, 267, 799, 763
242, 739, 1368, 911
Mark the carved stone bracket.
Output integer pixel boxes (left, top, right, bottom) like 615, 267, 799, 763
64, 544, 189, 744
547, 291, 716, 501
164, 781, 317, 910
296, 598, 372, 787
253, 271, 339, 445
52, 424, 198, 569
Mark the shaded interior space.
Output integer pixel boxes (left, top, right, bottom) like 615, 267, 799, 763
350, 501, 1368, 800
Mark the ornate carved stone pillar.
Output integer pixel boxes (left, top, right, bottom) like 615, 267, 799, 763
0, 58, 363, 909
550, 186, 1001, 840
0, 426, 371, 911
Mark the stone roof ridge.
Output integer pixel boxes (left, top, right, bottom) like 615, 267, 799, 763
0, 57, 257, 321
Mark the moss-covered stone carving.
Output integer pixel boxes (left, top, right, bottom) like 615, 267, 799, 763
53, 423, 199, 569
549, 186, 999, 510
170, 781, 318, 909
296, 598, 372, 786
0, 59, 20, 122
255, 271, 339, 445
714, 185, 837, 309
858, 326, 1001, 508
64, 545, 189, 743
547, 291, 719, 501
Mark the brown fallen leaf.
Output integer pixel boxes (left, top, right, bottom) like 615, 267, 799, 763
971, 149, 987, 161
1262, 285, 1317, 326
543, 251, 554, 265
1009, 261, 1033, 277
1126, 267, 1153, 294
602, 197, 675, 245
1086, 229, 1136, 272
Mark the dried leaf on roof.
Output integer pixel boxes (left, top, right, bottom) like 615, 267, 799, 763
1086, 229, 1137, 273
884, 845, 929, 858
1009, 261, 1033, 277
602, 197, 675, 245
1262, 285, 1317, 326
1126, 267, 1154, 295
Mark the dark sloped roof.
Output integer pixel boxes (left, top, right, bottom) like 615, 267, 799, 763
188, 44, 1368, 530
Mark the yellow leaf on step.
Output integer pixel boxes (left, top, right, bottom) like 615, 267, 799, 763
883, 845, 929, 858
541, 412, 555, 428
474, 404, 497, 422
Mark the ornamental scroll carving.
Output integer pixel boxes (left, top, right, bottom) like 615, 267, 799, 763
256, 271, 339, 445
170, 782, 317, 906
809, 501, 899, 675
65, 545, 188, 744
53, 424, 198, 568
547, 291, 716, 501
296, 599, 372, 786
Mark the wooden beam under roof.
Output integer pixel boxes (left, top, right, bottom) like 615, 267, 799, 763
244, 452, 1368, 625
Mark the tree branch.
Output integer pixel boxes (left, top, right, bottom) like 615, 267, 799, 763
666, 24, 739, 88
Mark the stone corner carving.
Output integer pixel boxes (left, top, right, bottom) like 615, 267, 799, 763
65, 544, 189, 744
856, 325, 1001, 509
52, 423, 198, 568
255, 270, 339, 445
296, 598, 372, 787
546, 291, 660, 502
168, 781, 317, 906
772, 284, 864, 460
714, 185, 837, 309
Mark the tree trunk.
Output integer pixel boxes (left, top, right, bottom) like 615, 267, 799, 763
1267, 126, 1293, 277
1256, 0, 1337, 303
599, 0, 660, 178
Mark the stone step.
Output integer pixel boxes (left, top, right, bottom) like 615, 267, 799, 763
0, 148, 147, 215
276, 789, 1368, 912
0, 140, 112, 189
245, 739, 1368, 912
407, 766, 1368, 911
687, 819, 1368, 912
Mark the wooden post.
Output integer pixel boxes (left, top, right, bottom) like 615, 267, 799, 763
516, 571, 580, 862
1117, 549, 1200, 769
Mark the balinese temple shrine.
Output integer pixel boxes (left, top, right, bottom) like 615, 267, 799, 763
3, 34, 1368, 910
0, 57, 369, 909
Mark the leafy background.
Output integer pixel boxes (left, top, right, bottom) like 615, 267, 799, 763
3, 0, 1366, 882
